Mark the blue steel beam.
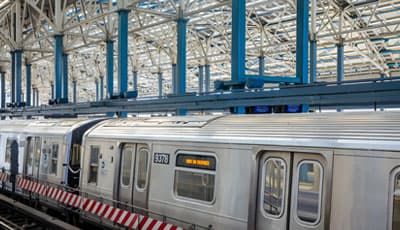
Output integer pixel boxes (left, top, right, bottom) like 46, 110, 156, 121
10, 51, 15, 102
246, 75, 301, 83
158, 72, 163, 97
133, 71, 138, 91
198, 66, 204, 94
15, 50, 22, 103
205, 64, 210, 92
117, 8, 130, 118
26, 63, 32, 106
106, 40, 114, 99
310, 40, 317, 83
337, 41, 344, 82
100, 76, 104, 100
72, 80, 77, 103
5, 79, 400, 117
1, 71, 5, 109
54, 35, 63, 101
231, 0, 246, 82
63, 53, 69, 100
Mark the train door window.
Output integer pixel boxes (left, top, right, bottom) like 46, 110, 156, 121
88, 145, 100, 184
50, 143, 59, 175
135, 147, 149, 190
174, 153, 216, 203
296, 161, 323, 225
5, 138, 15, 163
27, 138, 34, 169
392, 170, 400, 230
262, 158, 286, 217
121, 145, 134, 186
70, 144, 81, 168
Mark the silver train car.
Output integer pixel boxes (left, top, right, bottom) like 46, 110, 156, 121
79, 112, 400, 230
0, 112, 399, 229
0, 119, 103, 190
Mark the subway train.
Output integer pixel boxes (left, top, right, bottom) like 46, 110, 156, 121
0, 112, 399, 230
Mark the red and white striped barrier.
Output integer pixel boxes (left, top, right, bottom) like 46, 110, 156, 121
16, 177, 183, 230
0, 172, 9, 182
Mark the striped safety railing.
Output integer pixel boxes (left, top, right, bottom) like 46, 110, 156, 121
0, 172, 9, 182
12, 175, 184, 230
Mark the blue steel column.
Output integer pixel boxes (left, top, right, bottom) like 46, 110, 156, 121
10, 51, 15, 102
198, 66, 204, 94
296, 0, 309, 84
26, 63, 32, 106
63, 53, 69, 101
205, 64, 210, 93
176, 10, 188, 115
54, 35, 63, 101
296, 0, 309, 112
258, 56, 265, 75
231, 0, 246, 114
100, 76, 104, 100
15, 50, 23, 104
158, 72, 163, 97
133, 71, 138, 91
172, 63, 177, 94
95, 80, 99, 101
337, 40, 344, 82
231, 0, 246, 83
1, 72, 5, 109
51, 83, 54, 99
310, 40, 317, 83
118, 8, 130, 118
32, 88, 35, 107
72, 80, 77, 103
106, 40, 114, 98
36, 88, 39, 106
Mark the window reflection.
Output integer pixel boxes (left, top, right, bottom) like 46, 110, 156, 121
297, 161, 322, 224
263, 158, 286, 216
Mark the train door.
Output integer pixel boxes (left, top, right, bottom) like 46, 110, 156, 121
118, 143, 150, 210
25, 137, 41, 178
256, 151, 330, 230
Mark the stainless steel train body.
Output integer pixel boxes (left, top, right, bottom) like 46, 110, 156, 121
0, 113, 399, 229
0, 119, 103, 189
79, 112, 400, 230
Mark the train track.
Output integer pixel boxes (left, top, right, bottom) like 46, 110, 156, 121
0, 193, 80, 230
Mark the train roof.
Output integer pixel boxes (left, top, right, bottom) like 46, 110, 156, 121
85, 112, 400, 151
0, 118, 102, 135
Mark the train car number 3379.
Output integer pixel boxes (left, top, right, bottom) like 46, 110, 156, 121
154, 153, 170, 165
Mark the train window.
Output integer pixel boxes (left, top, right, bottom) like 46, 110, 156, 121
296, 161, 323, 225
70, 144, 81, 167
174, 154, 216, 203
135, 147, 149, 190
121, 146, 133, 186
27, 138, 34, 168
392, 171, 400, 230
88, 145, 100, 184
5, 139, 15, 163
262, 158, 286, 217
50, 143, 59, 175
